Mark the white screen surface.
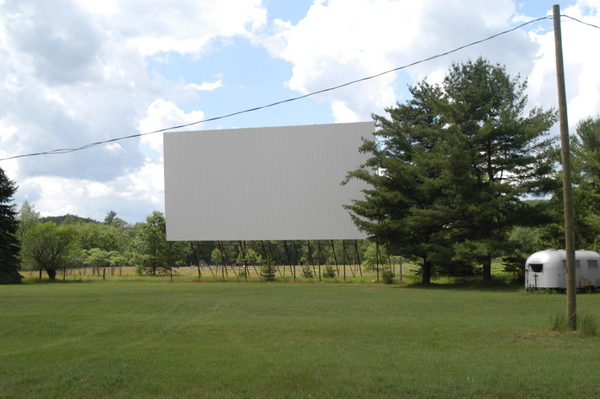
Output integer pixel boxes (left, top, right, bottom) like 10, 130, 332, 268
164, 122, 372, 241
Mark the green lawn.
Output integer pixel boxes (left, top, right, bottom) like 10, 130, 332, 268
1, 281, 600, 398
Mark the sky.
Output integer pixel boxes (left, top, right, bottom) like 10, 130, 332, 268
0, 0, 599, 224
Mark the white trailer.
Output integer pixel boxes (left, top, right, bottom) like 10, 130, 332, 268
525, 249, 600, 291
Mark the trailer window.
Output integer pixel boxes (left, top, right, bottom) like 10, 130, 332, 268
529, 263, 543, 273
589, 260, 599, 269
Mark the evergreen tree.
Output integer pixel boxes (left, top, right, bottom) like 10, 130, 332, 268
572, 117, 600, 248
441, 59, 557, 280
545, 117, 600, 250
0, 167, 21, 283
345, 58, 556, 283
260, 262, 277, 282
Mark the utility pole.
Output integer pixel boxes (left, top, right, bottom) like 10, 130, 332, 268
553, 4, 577, 331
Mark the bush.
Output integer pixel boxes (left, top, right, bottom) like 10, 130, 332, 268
302, 266, 314, 279
135, 264, 145, 276
323, 266, 336, 278
382, 268, 395, 284
502, 255, 526, 282
361, 242, 387, 271
260, 264, 277, 282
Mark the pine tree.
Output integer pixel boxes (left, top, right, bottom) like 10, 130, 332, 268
345, 58, 557, 283
0, 167, 22, 283
260, 262, 277, 282
442, 59, 556, 280
549, 117, 600, 249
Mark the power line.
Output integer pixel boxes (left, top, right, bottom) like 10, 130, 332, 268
562, 14, 600, 30
0, 15, 554, 162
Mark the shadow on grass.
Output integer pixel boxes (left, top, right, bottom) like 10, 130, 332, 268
402, 277, 522, 291
21, 278, 92, 284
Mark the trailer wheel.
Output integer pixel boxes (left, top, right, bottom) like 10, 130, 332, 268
585, 286, 595, 294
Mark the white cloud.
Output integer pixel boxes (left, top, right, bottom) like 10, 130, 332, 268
528, 2, 600, 125
90, 0, 267, 56
186, 79, 223, 92
256, 0, 545, 122
74, 0, 120, 17
15, 99, 212, 222
0, 0, 268, 222
16, 159, 165, 222
138, 99, 205, 160
0, 120, 20, 178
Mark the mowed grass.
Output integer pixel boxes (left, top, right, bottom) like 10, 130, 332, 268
1, 282, 600, 398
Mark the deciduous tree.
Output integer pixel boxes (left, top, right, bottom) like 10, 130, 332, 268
134, 211, 190, 275
21, 222, 77, 280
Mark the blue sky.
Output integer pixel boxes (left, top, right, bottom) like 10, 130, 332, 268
0, 0, 598, 223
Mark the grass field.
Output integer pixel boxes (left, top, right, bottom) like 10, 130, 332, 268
2, 281, 600, 398
18, 264, 421, 284
17, 262, 506, 284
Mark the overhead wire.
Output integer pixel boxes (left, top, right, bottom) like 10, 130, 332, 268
4, 13, 595, 162
562, 14, 600, 30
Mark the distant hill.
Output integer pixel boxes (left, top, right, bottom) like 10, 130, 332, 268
40, 214, 100, 225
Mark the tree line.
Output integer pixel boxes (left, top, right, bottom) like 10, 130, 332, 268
1, 58, 600, 284
4, 200, 379, 282
14, 206, 190, 280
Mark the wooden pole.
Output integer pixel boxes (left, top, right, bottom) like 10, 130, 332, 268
399, 258, 403, 283
330, 240, 340, 275
206, 263, 216, 277
190, 242, 202, 279
267, 241, 282, 277
354, 240, 363, 276
218, 241, 225, 280
317, 241, 323, 282
553, 4, 577, 331
284, 241, 295, 280
375, 241, 380, 283
239, 241, 248, 281
307, 241, 316, 276
342, 240, 347, 280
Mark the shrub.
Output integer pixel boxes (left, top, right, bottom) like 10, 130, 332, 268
361, 242, 387, 271
260, 264, 277, 282
302, 266, 314, 279
323, 266, 336, 278
382, 268, 395, 284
